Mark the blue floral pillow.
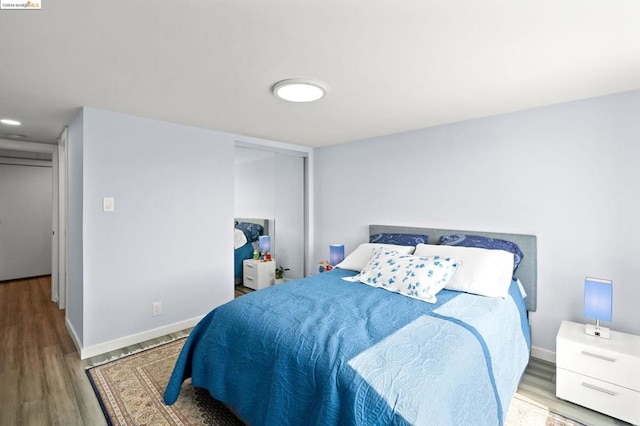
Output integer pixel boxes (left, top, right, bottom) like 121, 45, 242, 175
357, 248, 460, 303
235, 222, 264, 243
439, 234, 523, 273
369, 233, 428, 246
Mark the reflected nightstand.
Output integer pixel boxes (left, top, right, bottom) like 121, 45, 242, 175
243, 259, 275, 290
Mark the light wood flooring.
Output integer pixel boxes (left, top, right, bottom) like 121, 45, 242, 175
0, 275, 104, 425
234, 284, 254, 298
0, 276, 630, 425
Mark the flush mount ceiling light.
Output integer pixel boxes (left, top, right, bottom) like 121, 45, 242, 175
1, 118, 22, 126
272, 78, 328, 103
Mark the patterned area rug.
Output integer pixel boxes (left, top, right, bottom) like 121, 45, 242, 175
505, 393, 583, 426
86, 339, 242, 425
87, 338, 583, 426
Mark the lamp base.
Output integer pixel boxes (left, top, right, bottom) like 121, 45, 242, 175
585, 323, 610, 339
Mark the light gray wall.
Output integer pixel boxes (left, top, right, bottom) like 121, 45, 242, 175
235, 148, 276, 218
0, 162, 52, 281
68, 107, 235, 348
313, 89, 640, 353
67, 110, 84, 342
274, 154, 305, 279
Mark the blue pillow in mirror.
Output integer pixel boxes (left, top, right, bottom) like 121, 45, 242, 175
236, 222, 264, 243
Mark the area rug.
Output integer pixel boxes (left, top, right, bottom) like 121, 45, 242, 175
86, 338, 243, 425
87, 338, 582, 426
505, 393, 583, 426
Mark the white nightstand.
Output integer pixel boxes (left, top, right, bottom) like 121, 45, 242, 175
243, 259, 275, 290
556, 320, 640, 425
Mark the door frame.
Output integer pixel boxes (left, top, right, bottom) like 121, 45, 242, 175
54, 129, 68, 308
0, 136, 66, 307
234, 138, 314, 276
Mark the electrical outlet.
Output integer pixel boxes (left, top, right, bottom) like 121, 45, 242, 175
152, 301, 162, 316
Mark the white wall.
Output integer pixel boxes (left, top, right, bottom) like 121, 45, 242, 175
313, 89, 640, 353
235, 147, 276, 218
0, 162, 52, 281
67, 110, 84, 341
274, 154, 305, 279
67, 107, 235, 352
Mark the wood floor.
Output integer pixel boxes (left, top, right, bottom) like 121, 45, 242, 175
0, 275, 104, 425
0, 276, 630, 425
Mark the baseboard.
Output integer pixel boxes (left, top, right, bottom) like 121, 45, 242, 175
78, 315, 205, 360
531, 345, 556, 364
65, 317, 83, 354
71, 317, 558, 363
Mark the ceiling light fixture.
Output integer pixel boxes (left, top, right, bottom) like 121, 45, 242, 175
1, 118, 22, 126
272, 78, 328, 103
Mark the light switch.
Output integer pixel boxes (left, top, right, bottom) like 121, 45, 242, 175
103, 197, 115, 212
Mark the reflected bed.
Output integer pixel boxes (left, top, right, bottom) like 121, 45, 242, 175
234, 218, 270, 284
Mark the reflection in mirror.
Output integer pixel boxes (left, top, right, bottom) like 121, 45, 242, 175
233, 218, 274, 285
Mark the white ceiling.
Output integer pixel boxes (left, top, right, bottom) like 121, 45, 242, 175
0, 0, 638, 148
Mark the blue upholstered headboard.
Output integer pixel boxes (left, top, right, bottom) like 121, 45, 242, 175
369, 225, 537, 312
235, 218, 272, 239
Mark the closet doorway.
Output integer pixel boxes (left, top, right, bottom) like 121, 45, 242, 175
234, 144, 308, 280
0, 156, 52, 281
0, 136, 65, 308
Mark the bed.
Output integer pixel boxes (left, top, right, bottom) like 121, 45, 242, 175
166, 225, 537, 425
234, 218, 270, 285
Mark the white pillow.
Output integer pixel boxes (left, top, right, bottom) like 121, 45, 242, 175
357, 247, 460, 303
336, 243, 415, 272
234, 228, 248, 249
516, 278, 527, 299
413, 243, 514, 298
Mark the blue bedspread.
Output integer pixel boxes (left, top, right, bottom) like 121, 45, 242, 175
164, 269, 530, 425
234, 242, 254, 279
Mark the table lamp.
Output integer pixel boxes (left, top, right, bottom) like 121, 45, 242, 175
259, 236, 271, 257
584, 277, 613, 339
330, 244, 345, 266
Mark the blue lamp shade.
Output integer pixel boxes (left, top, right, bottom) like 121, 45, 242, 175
259, 235, 271, 253
584, 277, 613, 322
329, 244, 345, 266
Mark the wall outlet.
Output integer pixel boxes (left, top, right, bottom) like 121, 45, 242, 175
152, 301, 162, 316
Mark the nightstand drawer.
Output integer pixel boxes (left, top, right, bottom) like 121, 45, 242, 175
557, 338, 640, 391
243, 261, 259, 278
557, 368, 640, 425
243, 274, 258, 289
243, 259, 275, 290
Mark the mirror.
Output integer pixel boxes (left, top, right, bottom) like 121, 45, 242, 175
234, 218, 274, 285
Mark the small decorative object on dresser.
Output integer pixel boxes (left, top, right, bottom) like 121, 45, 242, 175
556, 320, 640, 425
318, 260, 332, 273
242, 258, 275, 290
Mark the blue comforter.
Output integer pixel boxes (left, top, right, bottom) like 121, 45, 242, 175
164, 269, 530, 425
234, 242, 254, 279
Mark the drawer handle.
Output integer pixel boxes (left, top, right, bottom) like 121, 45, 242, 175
246, 264, 255, 270
245, 276, 255, 282
580, 351, 616, 363
581, 382, 617, 396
